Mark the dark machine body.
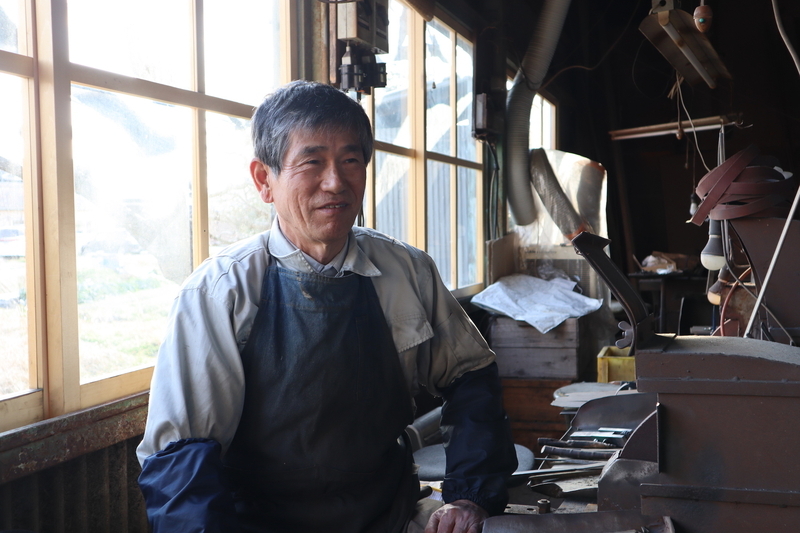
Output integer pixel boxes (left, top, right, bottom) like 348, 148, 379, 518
483, 231, 800, 533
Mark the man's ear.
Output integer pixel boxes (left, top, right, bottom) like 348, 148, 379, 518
250, 159, 274, 204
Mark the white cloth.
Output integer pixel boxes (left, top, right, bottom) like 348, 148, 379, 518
137, 218, 495, 464
472, 273, 603, 333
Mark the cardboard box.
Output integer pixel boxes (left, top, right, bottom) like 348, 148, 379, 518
596, 345, 635, 382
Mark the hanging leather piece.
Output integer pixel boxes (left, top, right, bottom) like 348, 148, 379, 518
691, 145, 798, 224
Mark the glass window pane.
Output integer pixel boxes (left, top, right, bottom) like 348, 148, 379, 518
426, 20, 452, 155
72, 85, 192, 382
427, 160, 451, 288
0, 72, 29, 396
529, 93, 557, 150
0, 0, 21, 54
542, 96, 555, 149
456, 35, 476, 161
375, 0, 410, 148
68, 0, 193, 89
204, 0, 282, 105
457, 167, 478, 288
206, 111, 273, 253
530, 94, 543, 148
375, 151, 409, 241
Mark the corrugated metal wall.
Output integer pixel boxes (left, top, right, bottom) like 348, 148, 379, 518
0, 394, 149, 533
0, 436, 147, 532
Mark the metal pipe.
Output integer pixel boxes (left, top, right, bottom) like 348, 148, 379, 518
609, 115, 735, 141
505, 0, 573, 226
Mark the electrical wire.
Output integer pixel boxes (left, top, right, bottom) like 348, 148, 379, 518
716, 267, 749, 337
772, 0, 800, 78
539, 0, 641, 91
483, 140, 502, 240
630, 39, 673, 99
675, 77, 711, 172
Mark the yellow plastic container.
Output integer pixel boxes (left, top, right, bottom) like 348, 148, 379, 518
597, 346, 635, 382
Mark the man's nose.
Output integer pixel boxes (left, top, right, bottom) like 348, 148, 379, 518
320, 163, 347, 192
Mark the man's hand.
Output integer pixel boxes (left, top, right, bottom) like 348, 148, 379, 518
424, 499, 489, 533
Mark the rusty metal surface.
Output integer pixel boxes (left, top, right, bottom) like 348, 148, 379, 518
596, 407, 661, 511
618, 409, 658, 463
484, 510, 672, 533
0, 393, 148, 484
640, 494, 800, 533
0, 436, 147, 533
567, 232, 800, 532
730, 218, 800, 343
564, 392, 657, 445
598, 458, 658, 513
636, 335, 800, 392
631, 333, 800, 531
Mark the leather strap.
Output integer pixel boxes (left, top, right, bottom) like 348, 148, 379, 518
691, 144, 761, 225
709, 194, 786, 220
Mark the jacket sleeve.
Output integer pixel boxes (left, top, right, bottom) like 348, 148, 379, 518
139, 438, 240, 533
439, 362, 518, 516
135, 263, 252, 529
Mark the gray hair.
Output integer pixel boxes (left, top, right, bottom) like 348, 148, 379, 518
251, 80, 374, 175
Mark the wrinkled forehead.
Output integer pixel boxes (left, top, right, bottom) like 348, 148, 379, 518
283, 125, 363, 158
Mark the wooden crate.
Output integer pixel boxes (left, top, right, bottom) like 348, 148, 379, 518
501, 378, 570, 451
489, 317, 587, 380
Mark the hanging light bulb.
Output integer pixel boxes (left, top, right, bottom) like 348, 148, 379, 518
689, 193, 699, 217
701, 219, 726, 271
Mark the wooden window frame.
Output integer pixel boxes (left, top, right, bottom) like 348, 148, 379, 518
365, 2, 484, 299
0, 0, 493, 433
0, 0, 294, 432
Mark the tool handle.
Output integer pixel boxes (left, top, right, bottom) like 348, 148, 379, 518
540, 445, 617, 461
538, 438, 618, 450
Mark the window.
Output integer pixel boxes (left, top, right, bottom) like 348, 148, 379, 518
529, 92, 556, 150
0, 0, 287, 431
0, 0, 487, 433
0, 71, 27, 401
369, 0, 483, 294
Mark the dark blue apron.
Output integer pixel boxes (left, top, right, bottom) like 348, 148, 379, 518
223, 264, 418, 533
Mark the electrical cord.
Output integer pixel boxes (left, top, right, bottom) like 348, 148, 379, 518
539, 0, 642, 92
675, 77, 711, 172
483, 140, 502, 240
715, 267, 750, 337
772, 0, 800, 78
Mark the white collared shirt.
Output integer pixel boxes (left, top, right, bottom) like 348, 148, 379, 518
270, 219, 350, 277
138, 217, 495, 464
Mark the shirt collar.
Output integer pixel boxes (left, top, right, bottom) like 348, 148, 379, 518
267, 217, 381, 278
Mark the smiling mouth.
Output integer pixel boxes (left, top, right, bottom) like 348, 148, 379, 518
320, 203, 348, 210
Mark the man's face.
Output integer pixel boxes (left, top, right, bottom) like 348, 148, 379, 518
251, 128, 367, 263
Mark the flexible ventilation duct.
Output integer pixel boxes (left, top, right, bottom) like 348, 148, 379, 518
506, 0, 573, 226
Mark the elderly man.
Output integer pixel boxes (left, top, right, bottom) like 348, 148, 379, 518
137, 80, 517, 533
